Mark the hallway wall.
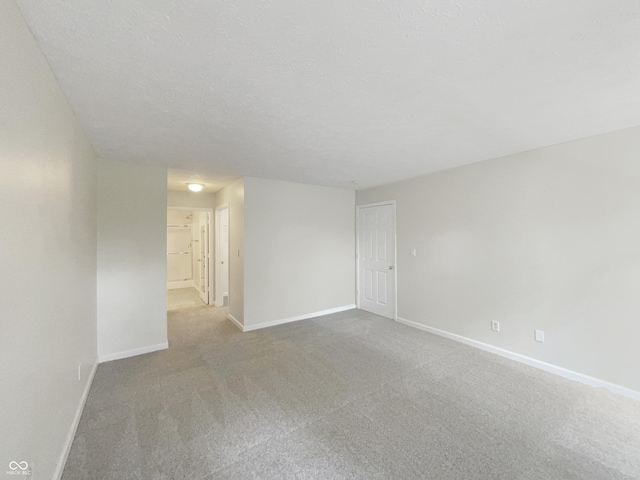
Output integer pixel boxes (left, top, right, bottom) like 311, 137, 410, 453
97, 158, 168, 362
244, 177, 356, 328
167, 191, 216, 210
215, 178, 245, 325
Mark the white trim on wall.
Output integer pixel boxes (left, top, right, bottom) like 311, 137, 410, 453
227, 313, 243, 331
230, 305, 356, 333
98, 342, 169, 363
53, 360, 98, 480
355, 201, 398, 320
396, 316, 640, 401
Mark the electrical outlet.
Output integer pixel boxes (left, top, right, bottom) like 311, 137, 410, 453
77, 364, 82, 381
491, 320, 500, 332
535, 330, 545, 342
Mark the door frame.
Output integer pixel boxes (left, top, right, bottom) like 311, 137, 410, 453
355, 201, 398, 320
167, 206, 214, 304
215, 204, 230, 307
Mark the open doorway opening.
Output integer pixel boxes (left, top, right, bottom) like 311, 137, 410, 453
215, 204, 230, 308
167, 207, 214, 310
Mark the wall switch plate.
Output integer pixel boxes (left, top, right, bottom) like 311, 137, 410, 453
411, 248, 417, 257
491, 320, 500, 332
535, 330, 545, 342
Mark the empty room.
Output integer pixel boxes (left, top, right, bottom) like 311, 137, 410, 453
2, 0, 640, 479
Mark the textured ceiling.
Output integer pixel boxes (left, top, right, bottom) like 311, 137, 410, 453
16, 0, 640, 190
167, 169, 236, 193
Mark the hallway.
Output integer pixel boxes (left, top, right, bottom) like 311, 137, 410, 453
167, 287, 205, 310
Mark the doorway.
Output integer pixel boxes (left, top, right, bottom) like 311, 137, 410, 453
215, 204, 230, 308
167, 207, 214, 310
196, 211, 211, 303
356, 202, 397, 319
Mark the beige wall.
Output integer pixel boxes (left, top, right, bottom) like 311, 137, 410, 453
0, 3, 98, 478
97, 158, 168, 361
357, 126, 640, 393
244, 177, 356, 327
215, 178, 245, 324
167, 190, 216, 210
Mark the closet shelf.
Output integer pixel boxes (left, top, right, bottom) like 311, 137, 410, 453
167, 224, 190, 227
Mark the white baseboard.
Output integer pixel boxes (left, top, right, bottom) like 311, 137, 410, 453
242, 304, 357, 332
54, 360, 98, 480
98, 342, 169, 363
395, 317, 640, 402
167, 280, 194, 289
227, 313, 243, 331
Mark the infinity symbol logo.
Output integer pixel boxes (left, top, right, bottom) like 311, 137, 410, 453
8, 461, 29, 471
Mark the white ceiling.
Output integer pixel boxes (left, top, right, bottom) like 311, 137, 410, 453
17, 0, 640, 190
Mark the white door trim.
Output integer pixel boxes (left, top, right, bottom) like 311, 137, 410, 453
356, 201, 398, 320
167, 206, 214, 304
215, 203, 230, 307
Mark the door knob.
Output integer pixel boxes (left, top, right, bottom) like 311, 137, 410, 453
388, 266, 393, 270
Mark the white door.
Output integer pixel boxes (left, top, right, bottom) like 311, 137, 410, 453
215, 206, 230, 307
358, 203, 396, 319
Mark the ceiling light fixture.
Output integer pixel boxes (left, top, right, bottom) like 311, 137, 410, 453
187, 183, 204, 192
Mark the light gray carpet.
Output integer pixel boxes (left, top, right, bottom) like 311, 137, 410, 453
62, 307, 640, 479
167, 287, 205, 310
